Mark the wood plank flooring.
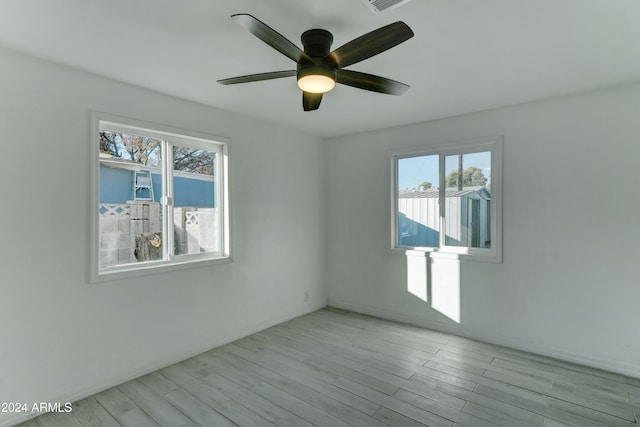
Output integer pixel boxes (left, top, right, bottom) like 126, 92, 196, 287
16, 308, 640, 426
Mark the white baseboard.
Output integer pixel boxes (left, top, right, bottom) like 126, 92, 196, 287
1, 302, 326, 427
328, 298, 640, 380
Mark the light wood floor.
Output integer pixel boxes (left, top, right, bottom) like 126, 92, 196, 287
17, 307, 640, 427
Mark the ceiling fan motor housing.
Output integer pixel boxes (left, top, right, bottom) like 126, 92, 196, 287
298, 29, 336, 83
301, 29, 333, 57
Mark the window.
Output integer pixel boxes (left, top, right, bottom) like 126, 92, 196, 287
92, 114, 230, 280
391, 137, 502, 261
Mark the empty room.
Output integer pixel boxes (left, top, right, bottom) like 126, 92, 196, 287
1, 1, 639, 426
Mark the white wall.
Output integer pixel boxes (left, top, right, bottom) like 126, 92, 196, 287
0, 47, 327, 426
327, 83, 640, 378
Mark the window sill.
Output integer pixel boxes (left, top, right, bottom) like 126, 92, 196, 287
91, 255, 233, 283
389, 247, 501, 263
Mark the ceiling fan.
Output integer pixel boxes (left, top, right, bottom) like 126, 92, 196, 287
217, 14, 414, 111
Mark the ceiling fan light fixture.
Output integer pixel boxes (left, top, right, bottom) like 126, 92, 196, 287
297, 74, 335, 93
297, 66, 336, 93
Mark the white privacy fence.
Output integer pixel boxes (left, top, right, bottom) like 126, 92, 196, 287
99, 201, 217, 267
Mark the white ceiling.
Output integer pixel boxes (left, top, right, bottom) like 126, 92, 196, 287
1, 0, 640, 138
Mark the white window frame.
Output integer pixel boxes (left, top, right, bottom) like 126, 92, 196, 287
90, 112, 231, 282
389, 136, 502, 262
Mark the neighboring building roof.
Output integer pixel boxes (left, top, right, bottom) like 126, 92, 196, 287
99, 152, 141, 171
399, 186, 490, 199
99, 152, 214, 182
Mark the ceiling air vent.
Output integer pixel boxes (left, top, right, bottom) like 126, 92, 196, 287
360, 0, 413, 14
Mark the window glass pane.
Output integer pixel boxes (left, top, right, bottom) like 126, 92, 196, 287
443, 151, 491, 248
98, 130, 164, 268
172, 145, 219, 255
397, 155, 440, 247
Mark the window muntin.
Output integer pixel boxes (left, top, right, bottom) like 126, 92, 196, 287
392, 138, 501, 261
94, 117, 230, 280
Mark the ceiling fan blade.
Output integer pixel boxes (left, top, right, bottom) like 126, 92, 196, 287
303, 92, 323, 111
326, 21, 414, 69
336, 69, 409, 95
232, 14, 312, 64
217, 70, 296, 85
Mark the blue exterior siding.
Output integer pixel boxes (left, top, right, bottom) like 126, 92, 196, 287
100, 165, 134, 204
174, 175, 215, 207
100, 165, 214, 207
